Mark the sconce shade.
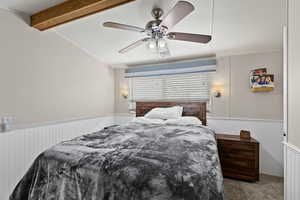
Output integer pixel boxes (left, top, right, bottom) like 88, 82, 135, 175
214, 91, 221, 97
120, 88, 129, 99
212, 83, 224, 98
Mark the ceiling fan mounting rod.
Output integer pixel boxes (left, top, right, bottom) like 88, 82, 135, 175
151, 8, 164, 20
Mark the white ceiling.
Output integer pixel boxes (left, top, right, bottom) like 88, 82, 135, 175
0, 0, 65, 14
0, 0, 284, 66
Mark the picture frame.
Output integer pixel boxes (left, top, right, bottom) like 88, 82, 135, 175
250, 68, 274, 92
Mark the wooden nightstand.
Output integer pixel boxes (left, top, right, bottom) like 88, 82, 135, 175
216, 134, 259, 182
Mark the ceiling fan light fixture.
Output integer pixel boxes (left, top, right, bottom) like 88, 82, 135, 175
157, 39, 170, 58
158, 40, 166, 48
148, 40, 156, 49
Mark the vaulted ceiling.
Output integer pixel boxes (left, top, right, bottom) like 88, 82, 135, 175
0, 0, 284, 65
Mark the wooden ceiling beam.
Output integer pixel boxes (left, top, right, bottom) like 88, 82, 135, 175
31, 0, 136, 31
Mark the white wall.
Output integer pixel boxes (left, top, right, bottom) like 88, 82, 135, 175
115, 51, 283, 120
288, 0, 300, 148
0, 9, 115, 128
210, 51, 283, 119
114, 69, 129, 114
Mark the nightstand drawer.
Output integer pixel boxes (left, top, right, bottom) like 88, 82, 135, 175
222, 169, 258, 182
217, 141, 256, 151
216, 133, 259, 182
220, 157, 256, 169
218, 147, 256, 160
223, 166, 257, 176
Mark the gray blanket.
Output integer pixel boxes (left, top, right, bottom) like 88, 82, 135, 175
10, 122, 224, 200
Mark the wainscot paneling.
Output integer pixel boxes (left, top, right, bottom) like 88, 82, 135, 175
284, 142, 300, 200
208, 117, 284, 177
0, 115, 284, 199
114, 115, 284, 177
0, 116, 115, 200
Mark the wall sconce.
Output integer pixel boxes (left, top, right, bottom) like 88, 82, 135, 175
120, 88, 129, 99
212, 83, 224, 98
214, 91, 222, 98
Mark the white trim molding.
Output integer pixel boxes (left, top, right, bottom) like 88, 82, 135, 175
283, 142, 300, 200
207, 116, 283, 123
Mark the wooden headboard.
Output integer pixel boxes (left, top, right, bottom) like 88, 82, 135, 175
136, 102, 207, 125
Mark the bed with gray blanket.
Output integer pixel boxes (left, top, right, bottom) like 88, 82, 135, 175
10, 121, 224, 200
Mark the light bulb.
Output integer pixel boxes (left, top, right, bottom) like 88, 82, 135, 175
158, 40, 166, 48
148, 41, 156, 49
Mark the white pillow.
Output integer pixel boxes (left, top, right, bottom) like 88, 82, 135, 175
131, 117, 165, 124
165, 116, 203, 126
144, 106, 183, 120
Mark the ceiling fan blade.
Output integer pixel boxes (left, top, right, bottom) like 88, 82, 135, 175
159, 1, 194, 30
103, 22, 145, 33
119, 38, 150, 54
167, 32, 212, 43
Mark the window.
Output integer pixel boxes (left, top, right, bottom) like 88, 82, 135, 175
129, 73, 210, 102
125, 58, 216, 105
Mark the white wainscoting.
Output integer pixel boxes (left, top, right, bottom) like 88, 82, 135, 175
114, 115, 284, 177
208, 117, 284, 177
0, 115, 284, 200
0, 116, 115, 200
284, 142, 300, 200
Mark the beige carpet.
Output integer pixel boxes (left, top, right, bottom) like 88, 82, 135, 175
224, 174, 283, 200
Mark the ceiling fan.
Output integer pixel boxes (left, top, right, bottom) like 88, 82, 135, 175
102, 1, 212, 57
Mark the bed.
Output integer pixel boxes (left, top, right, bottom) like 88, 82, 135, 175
10, 102, 224, 200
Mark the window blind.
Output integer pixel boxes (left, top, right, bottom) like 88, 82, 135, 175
130, 73, 209, 101
125, 58, 216, 78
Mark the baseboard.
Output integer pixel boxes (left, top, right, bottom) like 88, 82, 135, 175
283, 142, 300, 200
